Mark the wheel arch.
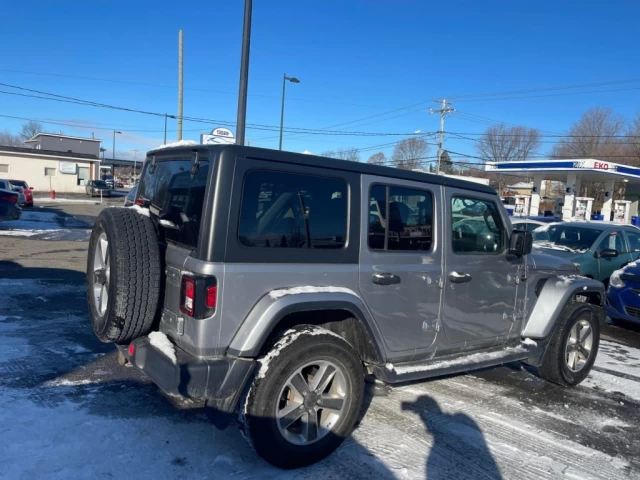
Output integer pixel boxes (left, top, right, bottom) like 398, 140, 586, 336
227, 291, 386, 365
523, 275, 605, 339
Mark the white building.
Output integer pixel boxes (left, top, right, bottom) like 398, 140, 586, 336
0, 146, 101, 194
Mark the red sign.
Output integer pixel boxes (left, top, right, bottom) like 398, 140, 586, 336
594, 161, 610, 170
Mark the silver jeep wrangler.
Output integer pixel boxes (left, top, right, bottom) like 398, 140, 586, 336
86, 144, 605, 469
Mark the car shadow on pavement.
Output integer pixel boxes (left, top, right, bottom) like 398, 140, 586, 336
401, 395, 502, 480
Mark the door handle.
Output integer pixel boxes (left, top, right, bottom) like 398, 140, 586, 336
449, 271, 472, 284
372, 273, 401, 286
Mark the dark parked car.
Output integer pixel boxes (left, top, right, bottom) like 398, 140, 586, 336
86, 180, 112, 197
606, 262, 640, 325
0, 190, 21, 221
8, 180, 33, 207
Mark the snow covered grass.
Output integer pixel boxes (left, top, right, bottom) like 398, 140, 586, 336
268, 286, 355, 300
33, 198, 100, 204
148, 332, 177, 364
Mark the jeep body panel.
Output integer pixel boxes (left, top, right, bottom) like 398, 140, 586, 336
439, 186, 524, 347
227, 288, 385, 363
522, 275, 605, 338
358, 174, 444, 356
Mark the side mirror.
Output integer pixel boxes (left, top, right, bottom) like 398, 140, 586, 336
508, 229, 533, 257
598, 249, 618, 259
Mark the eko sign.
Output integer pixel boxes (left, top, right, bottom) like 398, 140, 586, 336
572, 160, 616, 171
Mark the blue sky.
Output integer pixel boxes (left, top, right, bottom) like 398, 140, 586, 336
1, 0, 640, 166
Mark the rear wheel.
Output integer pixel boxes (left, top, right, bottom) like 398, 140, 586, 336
539, 304, 600, 386
239, 325, 364, 469
86, 207, 162, 344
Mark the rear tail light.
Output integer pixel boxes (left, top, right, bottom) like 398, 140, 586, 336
180, 276, 196, 316
179, 275, 217, 318
0, 193, 17, 204
206, 286, 217, 309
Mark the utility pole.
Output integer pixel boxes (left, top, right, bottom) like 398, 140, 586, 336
429, 99, 455, 175
177, 30, 184, 141
235, 0, 253, 146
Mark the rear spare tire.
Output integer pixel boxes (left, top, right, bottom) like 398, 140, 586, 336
87, 207, 162, 343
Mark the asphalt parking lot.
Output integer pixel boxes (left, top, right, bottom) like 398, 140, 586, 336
2, 202, 640, 479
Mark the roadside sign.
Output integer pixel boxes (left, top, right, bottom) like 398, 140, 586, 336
200, 127, 235, 145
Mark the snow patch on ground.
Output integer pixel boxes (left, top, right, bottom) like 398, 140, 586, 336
268, 286, 355, 300
390, 346, 527, 375
148, 332, 177, 364
43, 378, 98, 387
151, 140, 198, 150
131, 204, 151, 217
582, 370, 640, 402
33, 198, 100, 204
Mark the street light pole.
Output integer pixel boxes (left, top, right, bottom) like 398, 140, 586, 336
235, 0, 253, 146
164, 114, 176, 144
112, 130, 121, 161
279, 74, 300, 151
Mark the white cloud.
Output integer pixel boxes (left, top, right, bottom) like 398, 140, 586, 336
302, 150, 313, 155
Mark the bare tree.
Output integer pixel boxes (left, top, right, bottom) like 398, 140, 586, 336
0, 130, 22, 147
321, 148, 360, 162
20, 120, 44, 141
392, 138, 429, 170
367, 152, 386, 166
552, 107, 628, 208
476, 124, 541, 163
551, 106, 626, 160
626, 111, 640, 167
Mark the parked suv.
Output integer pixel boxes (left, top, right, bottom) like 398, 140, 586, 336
86, 145, 605, 469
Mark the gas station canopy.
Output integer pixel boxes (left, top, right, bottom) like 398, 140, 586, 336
485, 159, 640, 222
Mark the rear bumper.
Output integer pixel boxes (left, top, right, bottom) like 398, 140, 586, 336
123, 336, 255, 414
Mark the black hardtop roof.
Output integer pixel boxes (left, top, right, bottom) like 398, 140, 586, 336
148, 144, 496, 195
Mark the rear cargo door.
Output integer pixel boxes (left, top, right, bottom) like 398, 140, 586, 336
136, 152, 211, 338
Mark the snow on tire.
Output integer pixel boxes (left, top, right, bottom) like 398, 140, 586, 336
86, 207, 162, 344
239, 325, 365, 469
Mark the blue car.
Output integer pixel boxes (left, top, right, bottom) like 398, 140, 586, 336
606, 263, 640, 324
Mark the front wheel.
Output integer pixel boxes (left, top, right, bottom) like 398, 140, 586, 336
239, 325, 364, 469
539, 304, 600, 386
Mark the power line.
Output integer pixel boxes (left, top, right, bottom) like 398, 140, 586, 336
449, 78, 640, 101
0, 68, 391, 109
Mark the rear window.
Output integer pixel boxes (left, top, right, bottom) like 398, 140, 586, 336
9, 180, 27, 188
137, 155, 210, 249
239, 170, 347, 249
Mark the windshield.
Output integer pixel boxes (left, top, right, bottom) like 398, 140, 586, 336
532, 225, 602, 253
94, 180, 108, 188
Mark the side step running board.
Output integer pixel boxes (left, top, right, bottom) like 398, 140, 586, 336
374, 344, 545, 384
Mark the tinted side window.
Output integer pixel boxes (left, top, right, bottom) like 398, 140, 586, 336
451, 197, 505, 254
137, 158, 210, 249
368, 185, 434, 252
239, 170, 347, 249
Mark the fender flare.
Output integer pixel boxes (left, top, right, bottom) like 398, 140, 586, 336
522, 275, 605, 338
226, 289, 386, 363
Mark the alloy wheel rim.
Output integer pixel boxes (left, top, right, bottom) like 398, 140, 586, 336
275, 360, 347, 446
92, 233, 110, 316
564, 319, 593, 372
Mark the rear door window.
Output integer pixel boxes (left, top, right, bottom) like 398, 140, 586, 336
137, 155, 210, 249
238, 170, 347, 249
